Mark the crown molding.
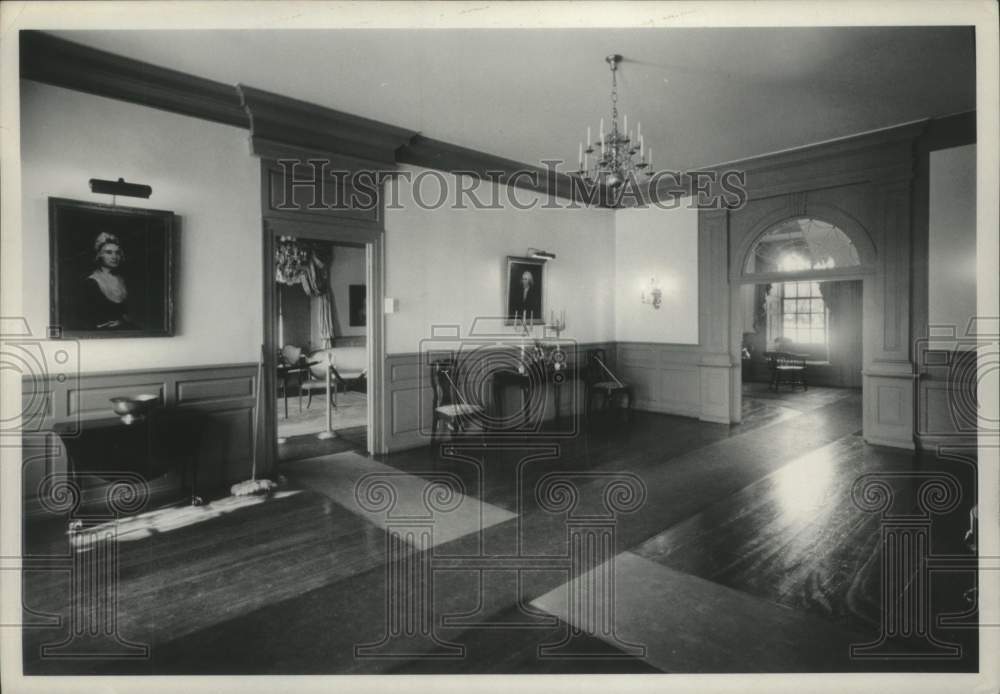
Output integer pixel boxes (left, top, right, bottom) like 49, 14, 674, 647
19, 30, 249, 128
398, 136, 615, 207
19, 31, 609, 206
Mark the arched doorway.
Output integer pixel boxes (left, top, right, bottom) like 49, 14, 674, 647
732, 216, 875, 429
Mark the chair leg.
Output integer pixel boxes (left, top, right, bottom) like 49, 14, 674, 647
306, 387, 313, 409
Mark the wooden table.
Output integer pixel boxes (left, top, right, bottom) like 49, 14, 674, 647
52, 409, 205, 518
492, 360, 575, 431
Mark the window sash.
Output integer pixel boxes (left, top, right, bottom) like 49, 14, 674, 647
780, 281, 827, 345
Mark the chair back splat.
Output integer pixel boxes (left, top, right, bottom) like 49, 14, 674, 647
583, 349, 633, 423
430, 357, 486, 445
765, 351, 809, 392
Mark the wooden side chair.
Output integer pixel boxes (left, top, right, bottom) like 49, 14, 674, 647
584, 348, 633, 422
430, 359, 486, 446
766, 351, 808, 391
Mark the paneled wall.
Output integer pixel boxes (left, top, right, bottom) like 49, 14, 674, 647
915, 348, 979, 448
382, 342, 614, 452
21, 363, 258, 513
626, 121, 965, 447
615, 343, 701, 418
723, 125, 925, 448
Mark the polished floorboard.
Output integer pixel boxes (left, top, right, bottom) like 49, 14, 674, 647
22, 386, 978, 674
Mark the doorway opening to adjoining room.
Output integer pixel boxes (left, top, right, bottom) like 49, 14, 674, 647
261, 217, 385, 466
734, 217, 871, 428
273, 238, 369, 460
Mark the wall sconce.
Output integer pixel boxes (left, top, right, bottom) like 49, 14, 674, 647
528, 248, 556, 261
641, 277, 663, 309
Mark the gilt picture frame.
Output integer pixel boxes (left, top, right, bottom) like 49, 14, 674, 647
49, 197, 177, 338
504, 255, 545, 325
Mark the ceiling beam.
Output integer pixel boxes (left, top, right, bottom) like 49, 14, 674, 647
19, 30, 249, 129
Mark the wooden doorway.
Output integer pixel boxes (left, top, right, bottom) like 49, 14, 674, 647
261, 216, 385, 475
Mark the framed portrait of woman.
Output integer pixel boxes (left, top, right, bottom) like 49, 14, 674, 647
48, 198, 177, 338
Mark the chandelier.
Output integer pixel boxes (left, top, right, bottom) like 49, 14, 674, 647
575, 54, 654, 188
275, 236, 310, 285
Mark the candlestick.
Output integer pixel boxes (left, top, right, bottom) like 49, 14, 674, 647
623, 114, 628, 138
587, 126, 591, 146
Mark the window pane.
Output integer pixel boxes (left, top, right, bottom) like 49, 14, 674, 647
797, 314, 810, 326
811, 313, 825, 328
785, 283, 798, 298
744, 218, 862, 275
811, 299, 825, 313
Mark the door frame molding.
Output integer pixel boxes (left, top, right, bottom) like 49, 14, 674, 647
260, 212, 386, 475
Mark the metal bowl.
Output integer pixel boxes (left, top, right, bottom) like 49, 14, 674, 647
110, 393, 159, 418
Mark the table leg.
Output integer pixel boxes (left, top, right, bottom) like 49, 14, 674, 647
554, 380, 561, 423
521, 383, 530, 430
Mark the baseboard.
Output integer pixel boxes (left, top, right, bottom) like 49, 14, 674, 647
863, 434, 916, 450
914, 433, 978, 452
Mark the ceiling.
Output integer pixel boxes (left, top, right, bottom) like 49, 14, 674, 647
50, 27, 976, 171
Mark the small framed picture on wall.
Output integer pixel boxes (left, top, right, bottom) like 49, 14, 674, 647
504, 256, 545, 324
49, 197, 176, 338
349, 284, 367, 327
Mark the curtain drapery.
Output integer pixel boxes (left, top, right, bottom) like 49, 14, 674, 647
275, 239, 337, 349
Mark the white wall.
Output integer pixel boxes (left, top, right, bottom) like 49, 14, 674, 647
383, 166, 616, 354
330, 245, 367, 338
614, 203, 699, 344
20, 82, 261, 372
929, 144, 977, 333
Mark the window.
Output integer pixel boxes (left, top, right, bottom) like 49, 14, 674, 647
745, 217, 861, 275
781, 281, 827, 345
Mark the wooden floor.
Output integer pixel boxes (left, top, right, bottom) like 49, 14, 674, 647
21, 386, 978, 674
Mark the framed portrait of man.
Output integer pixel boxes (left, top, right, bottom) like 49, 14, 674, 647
504, 256, 545, 324
49, 197, 176, 338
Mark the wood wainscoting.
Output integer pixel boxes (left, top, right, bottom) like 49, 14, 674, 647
21, 362, 258, 515
382, 342, 615, 452
915, 348, 980, 450
615, 343, 703, 420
